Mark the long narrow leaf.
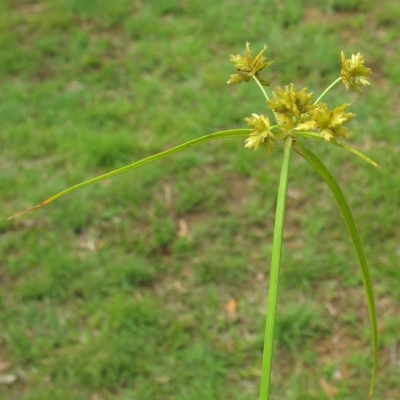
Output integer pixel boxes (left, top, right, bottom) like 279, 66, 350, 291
8, 129, 251, 219
293, 140, 378, 400
294, 131, 380, 168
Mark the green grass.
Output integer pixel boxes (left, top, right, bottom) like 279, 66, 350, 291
1, 0, 400, 399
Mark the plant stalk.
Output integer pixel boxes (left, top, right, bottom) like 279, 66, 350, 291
259, 137, 293, 400
313, 77, 342, 104
252, 76, 271, 101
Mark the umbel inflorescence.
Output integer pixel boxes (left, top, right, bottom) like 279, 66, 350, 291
228, 43, 372, 153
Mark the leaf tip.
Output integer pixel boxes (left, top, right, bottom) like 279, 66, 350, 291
7, 204, 42, 220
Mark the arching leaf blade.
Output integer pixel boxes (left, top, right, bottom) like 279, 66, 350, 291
293, 140, 378, 400
8, 129, 251, 219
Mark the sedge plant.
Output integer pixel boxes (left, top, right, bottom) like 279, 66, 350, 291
8, 44, 379, 400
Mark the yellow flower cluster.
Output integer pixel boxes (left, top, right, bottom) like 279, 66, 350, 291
296, 103, 355, 142
228, 44, 372, 151
268, 84, 315, 131
244, 113, 275, 153
227, 42, 273, 86
341, 51, 372, 94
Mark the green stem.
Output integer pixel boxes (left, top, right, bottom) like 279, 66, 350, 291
252, 76, 271, 101
292, 140, 378, 400
8, 129, 251, 219
314, 77, 342, 104
259, 137, 293, 400
252, 76, 280, 123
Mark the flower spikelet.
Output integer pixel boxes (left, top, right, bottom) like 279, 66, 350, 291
341, 51, 372, 94
268, 84, 315, 129
244, 113, 275, 153
228, 43, 273, 86
310, 102, 355, 141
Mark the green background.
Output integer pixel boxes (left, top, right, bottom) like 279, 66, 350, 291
1, 0, 400, 399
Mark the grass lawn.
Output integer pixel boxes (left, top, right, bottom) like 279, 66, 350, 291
1, 0, 400, 399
